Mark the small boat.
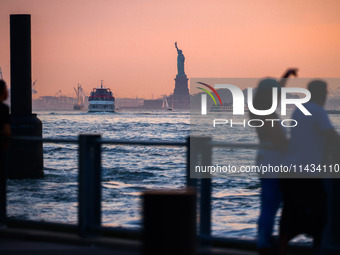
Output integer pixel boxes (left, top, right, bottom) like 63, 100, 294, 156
88, 81, 115, 112
162, 96, 173, 111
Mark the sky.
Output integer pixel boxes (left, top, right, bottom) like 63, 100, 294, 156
1, 0, 340, 99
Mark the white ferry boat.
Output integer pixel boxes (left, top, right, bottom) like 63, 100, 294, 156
88, 81, 115, 112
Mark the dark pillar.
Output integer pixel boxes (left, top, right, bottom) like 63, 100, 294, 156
143, 189, 197, 255
78, 134, 101, 237
10, 15, 32, 115
8, 14, 43, 179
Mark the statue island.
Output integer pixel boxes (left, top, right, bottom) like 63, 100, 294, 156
142, 42, 190, 109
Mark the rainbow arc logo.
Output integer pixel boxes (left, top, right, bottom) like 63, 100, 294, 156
196, 82, 222, 106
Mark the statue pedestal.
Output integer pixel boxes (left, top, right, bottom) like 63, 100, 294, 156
173, 75, 189, 109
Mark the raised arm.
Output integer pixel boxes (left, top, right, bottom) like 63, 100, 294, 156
175, 41, 179, 52
279, 68, 298, 88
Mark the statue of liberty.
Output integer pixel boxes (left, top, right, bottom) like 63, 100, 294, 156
175, 42, 185, 76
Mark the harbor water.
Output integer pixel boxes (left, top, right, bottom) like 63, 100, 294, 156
7, 110, 340, 242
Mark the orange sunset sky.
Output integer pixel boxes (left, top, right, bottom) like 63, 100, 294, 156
1, 0, 340, 99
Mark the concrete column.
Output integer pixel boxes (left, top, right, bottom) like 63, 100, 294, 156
10, 14, 32, 115
8, 14, 43, 179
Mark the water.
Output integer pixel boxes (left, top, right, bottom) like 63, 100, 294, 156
7, 110, 340, 242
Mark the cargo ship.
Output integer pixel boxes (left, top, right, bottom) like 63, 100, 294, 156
74, 83, 85, 110
88, 81, 115, 112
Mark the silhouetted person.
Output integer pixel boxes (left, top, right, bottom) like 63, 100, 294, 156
279, 80, 340, 255
0, 80, 10, 139
0, 80, 10, 222
250, 69, 297, 255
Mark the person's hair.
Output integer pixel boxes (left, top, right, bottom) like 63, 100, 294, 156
0, 80, 7, 96
308, 80, 327, 104
249, 78, 280, 120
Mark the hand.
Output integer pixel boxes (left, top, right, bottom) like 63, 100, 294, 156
283, 68, 298, 78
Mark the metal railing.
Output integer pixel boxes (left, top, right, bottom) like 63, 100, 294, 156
2, 135, 241, 240
2, 135, 190, 237
1, 135, 318, 253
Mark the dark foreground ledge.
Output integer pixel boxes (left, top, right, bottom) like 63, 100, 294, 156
0, 226, 312, 255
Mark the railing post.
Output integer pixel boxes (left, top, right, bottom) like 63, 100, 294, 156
186, 136, 197, 188
189, 136, 213, 249
78, 134, 101, 237
199, 137, 212, 248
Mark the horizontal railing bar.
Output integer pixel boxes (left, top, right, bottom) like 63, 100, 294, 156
10, 136, 188, 147
99, 138, 187, 147
100, 226, 141, 239
11, 136, 79, 144
210, 141, 259, 149
10, 136, 262, 149
5, 218, 78, 233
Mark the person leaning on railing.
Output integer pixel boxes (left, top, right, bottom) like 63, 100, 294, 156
0, 79, 10, 150
0, 79, 10, 222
